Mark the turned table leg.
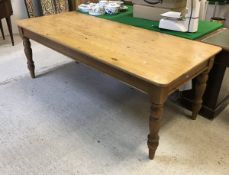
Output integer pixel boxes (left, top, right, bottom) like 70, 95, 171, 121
148, 103, 164, 159
192, 59, 214, 120
191, 71, 209, 120
23, 37, 35, 78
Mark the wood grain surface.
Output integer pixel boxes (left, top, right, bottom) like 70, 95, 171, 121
17, 12, 221, 86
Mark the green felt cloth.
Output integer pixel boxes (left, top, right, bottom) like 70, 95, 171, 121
78, 5, 223, 40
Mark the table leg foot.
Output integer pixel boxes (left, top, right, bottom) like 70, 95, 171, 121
191, 71, 209, 120
23, 37, 35, 78
148, 103, 163, 160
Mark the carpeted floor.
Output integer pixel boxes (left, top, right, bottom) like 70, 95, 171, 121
0, 35, 228, 175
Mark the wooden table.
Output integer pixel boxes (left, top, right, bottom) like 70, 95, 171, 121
17, 12, 221, 159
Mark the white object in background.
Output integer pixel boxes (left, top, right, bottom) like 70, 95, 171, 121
200, 0, 207, 19
159, 0, 201, 33
179, 81, 192, 91
105, 3, 120, 15
159, 18, 188, 32
109, 1, 124, 6
78, 3, 96, 13
89, 4, 105, 16
98, 0, 108, 7
160, 11, 182, 19
78, 4, 91, 13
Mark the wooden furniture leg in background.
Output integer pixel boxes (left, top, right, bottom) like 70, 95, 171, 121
148, 103, 164, 159
0, 20, 5, 40
192, 59, 214, 120
5, 16, 14, 46
23, 37, 35, 78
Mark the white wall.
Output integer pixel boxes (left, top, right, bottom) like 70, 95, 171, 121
12, 0, 28, 19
